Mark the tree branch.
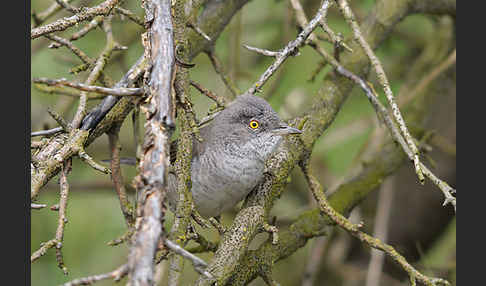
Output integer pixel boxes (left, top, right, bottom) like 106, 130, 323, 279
337, 0, 425, 184
31, 0, 120, 39
127, 0, 175, 285
60, 264, 128, 286
33, 78, 143, 96
300, 163, 449, 286
241, 0, 332, 97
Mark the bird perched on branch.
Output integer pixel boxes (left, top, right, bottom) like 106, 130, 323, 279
116, 95, 301, 217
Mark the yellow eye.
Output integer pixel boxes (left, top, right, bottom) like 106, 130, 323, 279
249, 120, 259, 129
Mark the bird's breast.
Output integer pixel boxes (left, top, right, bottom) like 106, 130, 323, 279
190, 149, 265, 217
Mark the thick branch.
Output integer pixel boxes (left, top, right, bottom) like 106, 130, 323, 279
127, 0, 175, 285
167, 0, 199, 284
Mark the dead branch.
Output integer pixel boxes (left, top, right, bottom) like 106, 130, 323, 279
241, 0, 332, 97
108, 124, 135, 227
60, 263, 128, 286
31, 161, 72, 276
31, 0, 120, 39
126, 0, 175, 285
33, 78, 143, 96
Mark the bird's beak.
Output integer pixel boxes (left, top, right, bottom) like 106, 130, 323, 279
272, 123, 302, 135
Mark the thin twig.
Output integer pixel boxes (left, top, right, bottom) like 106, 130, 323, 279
301, 163, 450, 286
319, 21, 353, 53
242, 0, 332, 96
115, 6, 145, 27
291, 0, 351, 54
165, 239, 213, 279
54, 0, 80, 14
242, 44, 280, 57
33, 82, 105, 99
44, 34, 93, 64
47, 108, 71, 133
108, 126, 134, 226
79, 55, 146, 131
107, 228, 134, 246
189, 80, 226, 107
31, 239, 58, 262
289, 0, 337, 80
31, 0, 120, 39
70, 15, 118, 129
49, 16, 104, 49
31, 127, 64, 137
208, 217, 227, 235
33, 0, 76, 25
187, 22, 211, 41
186, 232, 219, 254
60, 263, 128, 286
55, 162, 71, 275
336, 0, 425, 184
205, 49, 241, 98
78, 149, 111, 174
31, 161, 72, 275
34, 78, 143, 96
31, 203, 47, 210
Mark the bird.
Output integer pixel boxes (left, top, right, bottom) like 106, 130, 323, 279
115, 95, 301, 217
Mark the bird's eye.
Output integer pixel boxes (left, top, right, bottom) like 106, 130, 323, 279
249, 120, 259, 129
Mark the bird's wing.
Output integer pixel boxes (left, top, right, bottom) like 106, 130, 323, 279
105, 127, 206, 166
169, 127, 206, 164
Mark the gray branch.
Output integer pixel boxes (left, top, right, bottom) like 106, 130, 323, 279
127, 0, 175, 285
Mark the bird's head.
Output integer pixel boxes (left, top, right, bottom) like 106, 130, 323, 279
208, 95, 301, 160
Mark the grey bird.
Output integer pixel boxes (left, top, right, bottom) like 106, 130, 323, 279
117, 95, 301, 217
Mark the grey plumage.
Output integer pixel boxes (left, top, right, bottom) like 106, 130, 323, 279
167, 95, 301, 217
113, 95, 301, 218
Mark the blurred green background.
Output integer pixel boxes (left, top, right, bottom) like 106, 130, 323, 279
31, 0, 455, 285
